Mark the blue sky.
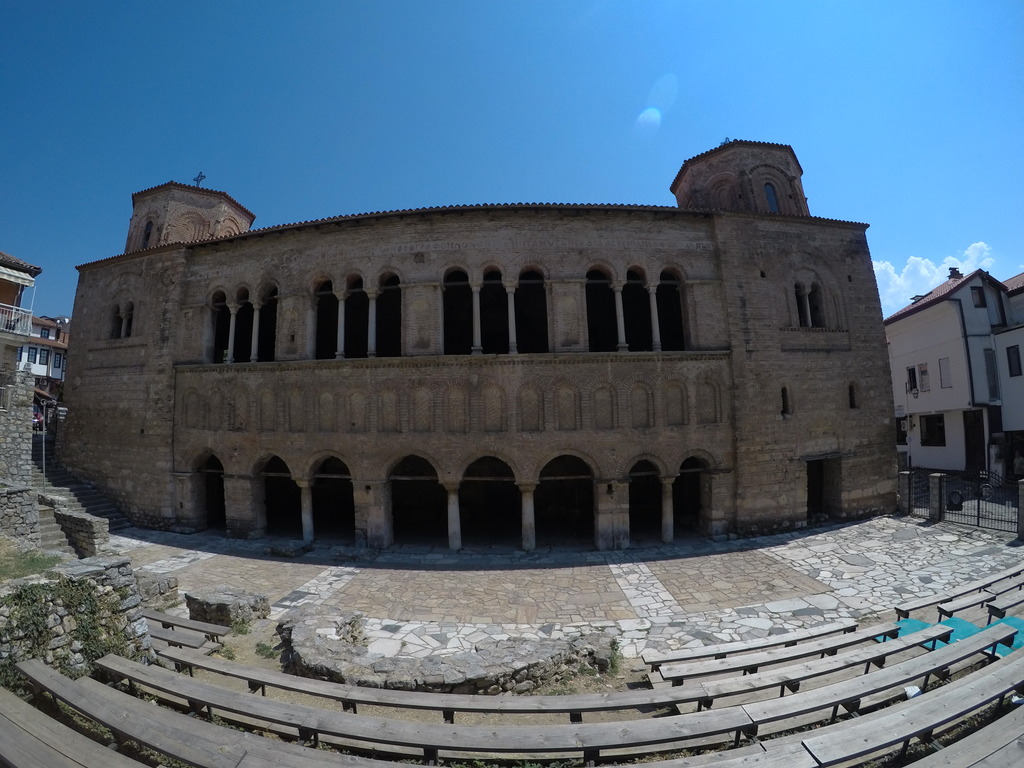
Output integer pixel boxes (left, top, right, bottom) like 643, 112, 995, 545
2, 1, 1021, 319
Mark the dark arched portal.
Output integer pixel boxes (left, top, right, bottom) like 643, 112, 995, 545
628, 460, 661, 544
673, 456, 708, 534
535, 455, 594, 546
389, 456, 447, 545
312, 457, 355, 541
199, 454, 226, 531
261, 456, 301, 536
459, 456, 519, 546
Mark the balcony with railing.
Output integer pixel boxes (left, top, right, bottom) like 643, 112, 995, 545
0, 303, 33, 341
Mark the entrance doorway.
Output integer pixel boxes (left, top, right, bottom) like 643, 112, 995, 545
672, 456, 707, 533
459, 456, 520, 546
806, 457, 842, 521
535, 455, 594, 545
628, 460, 662, 543
199, 455, 226, 531
389, 455, 447, 545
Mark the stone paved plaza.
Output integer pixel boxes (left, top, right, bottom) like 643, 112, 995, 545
112, 515, 1024, 660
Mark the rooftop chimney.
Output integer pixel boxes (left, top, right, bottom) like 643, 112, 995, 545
949, 267, 963, 280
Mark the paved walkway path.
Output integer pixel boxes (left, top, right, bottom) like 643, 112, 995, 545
111, 515, 1024, 659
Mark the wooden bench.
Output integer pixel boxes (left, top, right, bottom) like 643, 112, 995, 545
656, 621, 900, 684
740, 622, 1018, 733
797, 643, 1024, 766
895, 563, 1024, 619
147, 622, 211, 649
92, 653, 758, 762
142, 608, 230, 643
907, 696, 1024, 767
642, 619, 858, 670
0, 683, 149, 768
937, 572, 1024, 620
158, 625, 946, 723
989, 589, 1024, 624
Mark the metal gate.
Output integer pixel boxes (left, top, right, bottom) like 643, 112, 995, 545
907, 469, 931, 519
942, 471, 1019, 533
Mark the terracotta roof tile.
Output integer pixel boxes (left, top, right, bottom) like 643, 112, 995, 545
0, 250, 43, 277
884, 268, 1010, 324
1004, 270, 1024, 294
669, 139, 801, 194
132, 181, 256, 221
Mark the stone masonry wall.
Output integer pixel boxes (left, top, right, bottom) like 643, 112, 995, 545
0, 555, 152, 681
0, 366, 33, 487
0, 487, 39, 547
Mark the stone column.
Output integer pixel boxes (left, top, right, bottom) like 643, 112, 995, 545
898, 471, 912, 515
613, 282, 627, 351
335, 292, 346, 358
226, 302, 239, 363
250, 303, 262, 362
928, 473, 945, 522
471, 283, 482, 355
297, 479, 314, 544
660, 476, 675, 543
648, 286, 662, 352
444, 482, 462, 550
367, 289, 378, 358
519, 482, 536, 551
506, 283, 518, 354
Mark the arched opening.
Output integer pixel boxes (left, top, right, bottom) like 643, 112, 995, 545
535, 455, 594, 546
211, 291, 230, 363
314, 281, 338, 360
234, 289, 254, 363
515, 269, 549, 353
622, 269, 652, 351
344, 276, 369, 358
673, 456, 707, 534
312, 456, 355, 541
389, 455, 447, 545
377, 274, 402, 357
808, 283, 825, 328
585, 269, 617, 352
110, 305, 123, 339
443, 270, 472, 355
460, 456, 519, 546
765, 182, 780, 213
628, 460, 661, 544
781, 386, 791, 416
141, 220, 154, 249
257, 286, 278, 361
199, 454, 226, 531
795, 283, 810, 327
848, 383, 858, 409
480, 270, 508, 354
261, 456, 301, 537
657, 271, 686, 351
123, 302, 135, 338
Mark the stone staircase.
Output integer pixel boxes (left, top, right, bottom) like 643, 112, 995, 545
31, 435, 133, 533
36, 502, 77, 556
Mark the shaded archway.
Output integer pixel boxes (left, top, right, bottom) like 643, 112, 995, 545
657, 271, 686, 351
515, 269, 549, 353
210, 291, 230, 363
261, 456, 301, 536
234, 288, 254, 363
389, 455, 447, 545
376, 274, 402, 358
535, 455, 594, 546
673, 456, 708, 533
257, 286, 278, 361
443, 270, 472, 354
199, 454, 226, 531
480, 270, 508, 354
314, 280, 338, 360
622, 269, 652, 351
344, 276, 369, 358
459, 456, 519, 546
628, 460, 661, 543
312, 456, 355, 541
585, 269, 617, 352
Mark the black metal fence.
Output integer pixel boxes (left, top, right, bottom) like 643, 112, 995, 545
908, 469, 1020, 533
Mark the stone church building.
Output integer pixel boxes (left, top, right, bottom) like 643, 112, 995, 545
61, 141, 896, 549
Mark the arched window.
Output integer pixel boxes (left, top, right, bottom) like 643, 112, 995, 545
344, 276, 368, 359
257, 286, 278, 361
480, 270, 508, 354
657, 270, 686, 350
622, 268, 652, 351
765, 183, 780, 213
515, 269, 548, 353
110, 305, 123, 339
443, 270, 472, 355
808, 283, 825, 328
233, 288, 254, 362
585, 269, 617, 352
141, 220, 154, 249
781, 386, 792, 416
123, 301, 134, 338
794, 283, 810, 327
210, 291, 230, 363
848, 383, 858, 409
376, 274, 402, 357
314, 280, 338, 360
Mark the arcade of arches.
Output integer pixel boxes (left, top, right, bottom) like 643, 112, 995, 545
188, 452, 713, 550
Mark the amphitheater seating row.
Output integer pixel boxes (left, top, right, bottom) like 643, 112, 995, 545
13, 627, 1024, 767
895, 562, 1024, 620
161, 621, 953, 719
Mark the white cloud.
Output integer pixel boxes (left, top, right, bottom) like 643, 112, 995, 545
873, 242, 994, 317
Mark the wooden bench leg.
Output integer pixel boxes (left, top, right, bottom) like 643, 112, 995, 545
570, 711, 582, 723
443, 709, 455, 724
584, 747, 599, 766
424, 747, 438, 765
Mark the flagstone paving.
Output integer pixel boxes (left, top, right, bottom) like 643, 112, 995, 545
109, 515, 1024, 659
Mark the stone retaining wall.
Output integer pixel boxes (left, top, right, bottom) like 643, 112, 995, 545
52, 507, 110, 558
278, 607, 615, 694
0, 486, 39, 547
0, 555, 152, 682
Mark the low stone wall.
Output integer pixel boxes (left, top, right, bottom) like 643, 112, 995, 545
278, 606, 615, 694
0, 486, 39, 547
0, 555, 152, 684
52, 507, 110, 558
